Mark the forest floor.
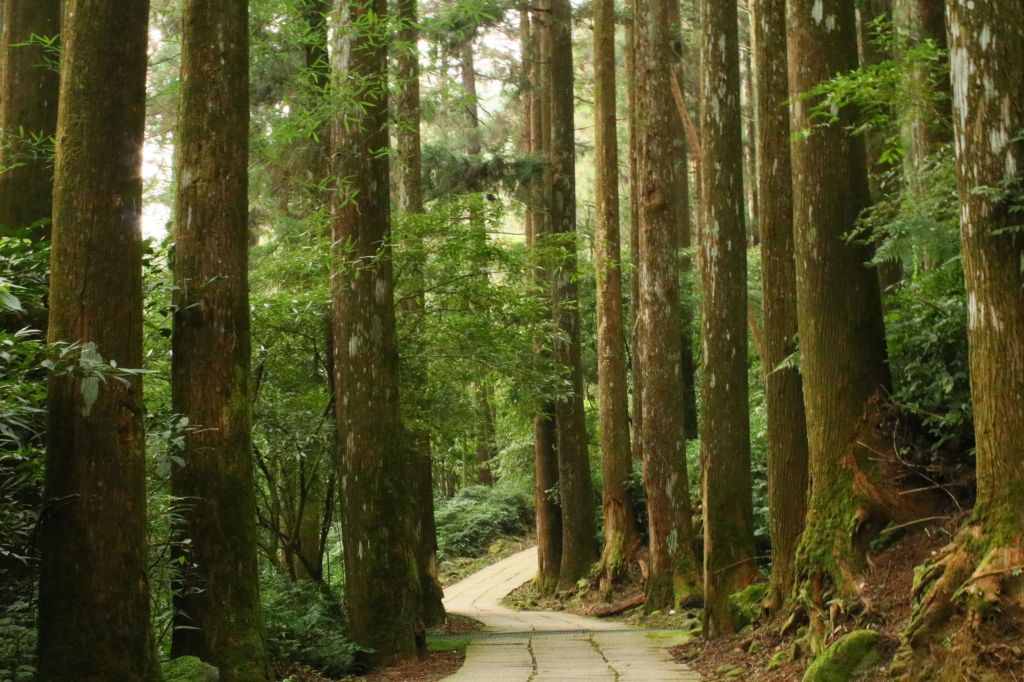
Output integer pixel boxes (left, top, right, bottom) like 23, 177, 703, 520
669, 526, 949, 681
503, 523, 978, 680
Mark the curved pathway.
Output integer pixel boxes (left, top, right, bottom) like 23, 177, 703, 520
441, 546, 701, 681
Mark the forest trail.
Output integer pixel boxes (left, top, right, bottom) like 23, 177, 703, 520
440, 547, 700, 680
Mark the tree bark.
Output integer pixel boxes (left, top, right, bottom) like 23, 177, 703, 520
395, 0, 446, 629
594, 0, 637, 589
459, 40, 482, 156
898, 3, 1024, 673
667, 0, 700, 442
546, 0, 598, 590
36, 1, 161, 679
788, 0, 893, 649
169, 2, 271, 678
635, 0, 702, 613
739, 7, 760, 245
699, 0, 758, 638
625, 0, 643, 458
331, 0, 423, 665
526, 3, 563, 595
0, 0, 60, 240
893, 0, 952, 186
751, 0, 809, 613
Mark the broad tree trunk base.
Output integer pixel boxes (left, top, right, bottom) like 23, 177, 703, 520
892, 522, 1024, 680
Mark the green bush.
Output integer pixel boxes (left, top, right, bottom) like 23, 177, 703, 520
260, 569, 362, 676
435, 485, 533, 561
886, 260, 972, 455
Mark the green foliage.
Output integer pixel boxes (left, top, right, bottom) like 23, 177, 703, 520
794, 17, 950, 165
260, 568, 362, 676
435, 485, 533, 561
885, 261, 972, 452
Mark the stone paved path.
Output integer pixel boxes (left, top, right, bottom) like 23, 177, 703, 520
441, 546, 701, 681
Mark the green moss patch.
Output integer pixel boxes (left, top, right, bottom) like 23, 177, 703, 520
163, 656, 219, 682
802, 630, 881, 682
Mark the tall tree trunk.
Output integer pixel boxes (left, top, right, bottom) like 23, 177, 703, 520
626, 0, 643, 457
788, 0, 893, 650
526, 4, 563, 594
547, 0, 598, 590
395, 0, 446, 629
855, 0, 892, 198
331, 0, 423, 665
0, 0, 60, 240
635, 0, 702, 613
893, 0, 952, 186
751, 0, 809, 612
594, 0, 637, 589
459, 40, 482, 156
475, 381, 497, 485
667, 0, 700, 442
739, 4, 760, 245
699, 0, 758, 638
169, 2, 270, 678
898, 3, 1024, 675
36, 1, 160, 679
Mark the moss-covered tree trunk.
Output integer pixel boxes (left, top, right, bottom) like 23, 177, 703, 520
526, 4, 563, 594
594, 0, 637, 590
788, 0, 893, 649
635, 0, 701, 613
547, 0, 598, 590
395, 0, 447, 628
36, 1, 161, 679
330, 0, 423, 665
751, 0, 809, 613
699, 0, 758, 638
898, 3, 1024, 676
168, 2, 271, 678
0, 0, 59, 240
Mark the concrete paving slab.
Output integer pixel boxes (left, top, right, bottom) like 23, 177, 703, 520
439, 546, 701, 681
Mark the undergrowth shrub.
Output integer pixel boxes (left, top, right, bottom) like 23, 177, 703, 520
260, 568, 361, 677
435, 485, 533, 561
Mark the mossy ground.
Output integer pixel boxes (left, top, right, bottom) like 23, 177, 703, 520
670, 527, 940, 681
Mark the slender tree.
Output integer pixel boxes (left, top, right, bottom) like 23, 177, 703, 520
527, 3, 563, 594
893, 0, 951, 185
331, 0, 423, 664
751, 0, 809, 612
394, 0, 447, 628
169, 2, 271, 677
547, 0, 597, 589
36, 1, 161, 679
0, 0, 60, 240
626, 0, 643, 455
635, 0, 701, 612
699, 0, 758, 637
666, 0, 699, 442
900, 2, 1024, 673
594, 0, 637, 588
788, 0, 893, 647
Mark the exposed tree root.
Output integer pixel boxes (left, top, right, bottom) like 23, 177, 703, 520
892, 523, 1024, 680
792, 399, 951, 655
